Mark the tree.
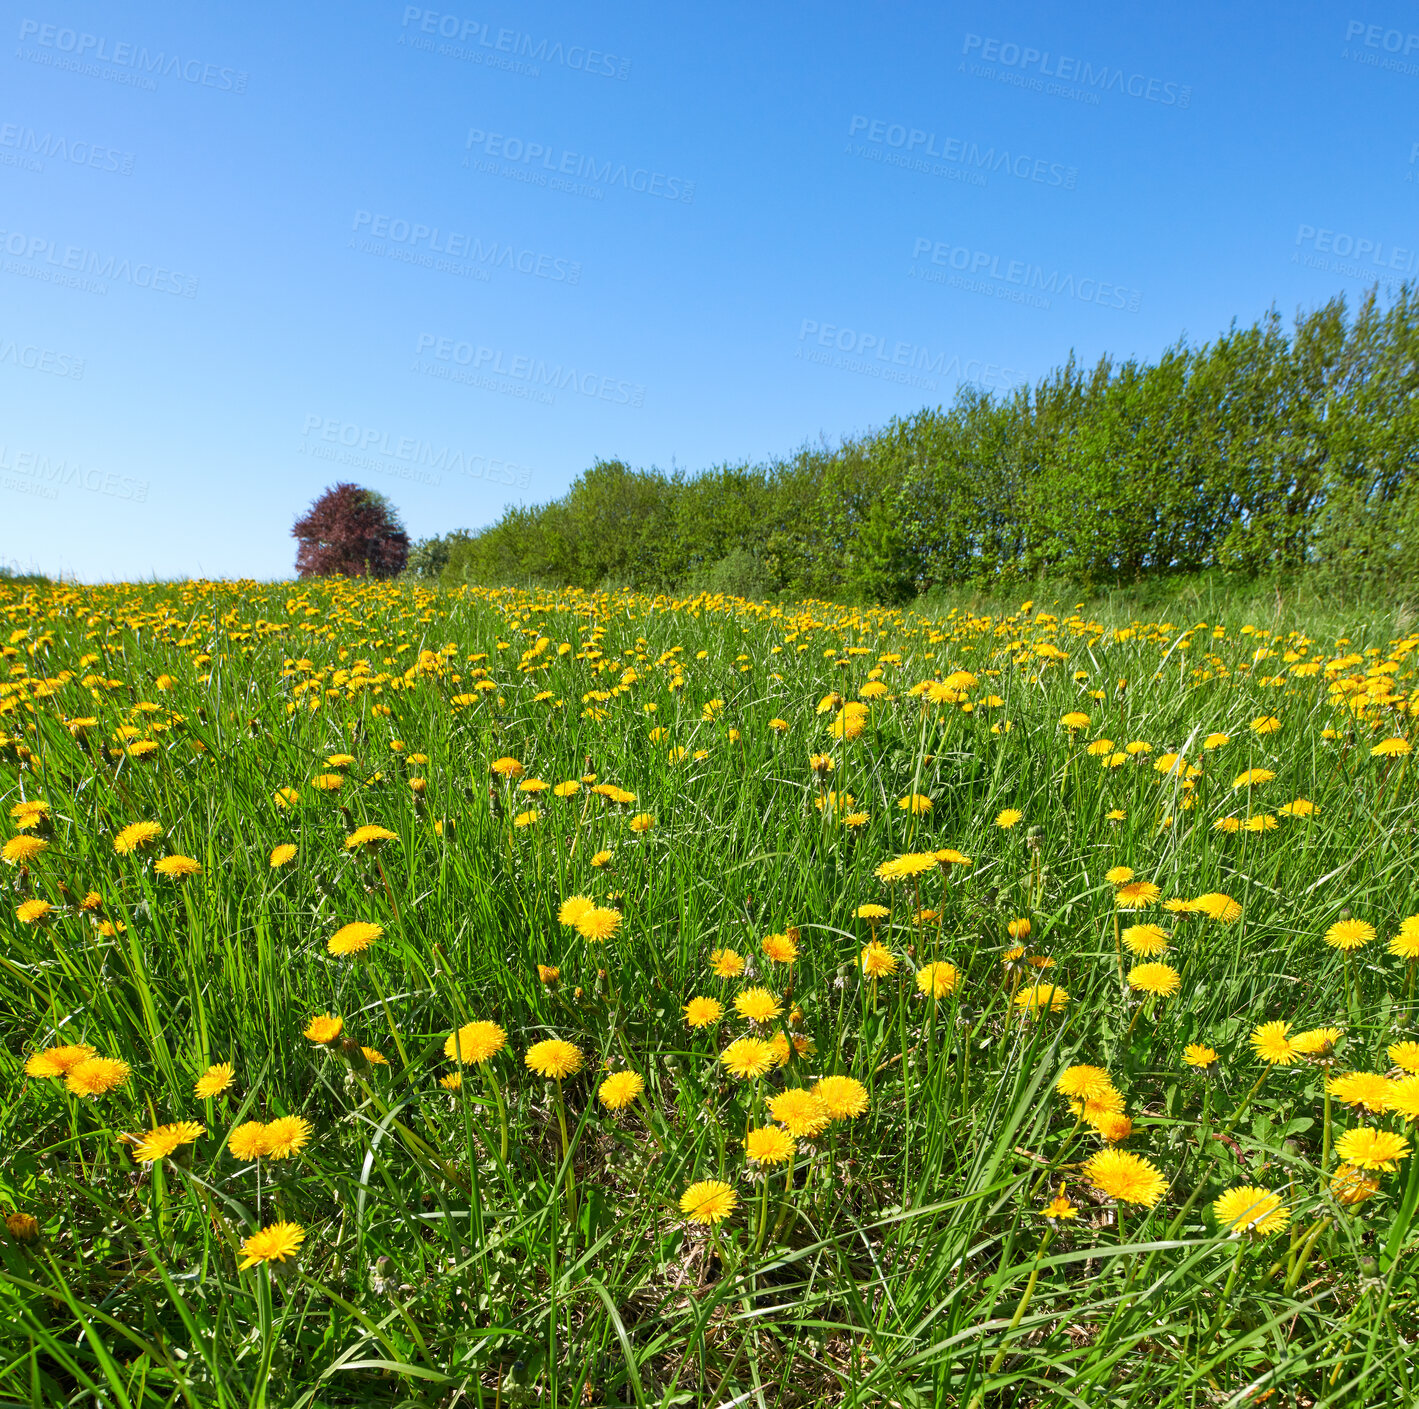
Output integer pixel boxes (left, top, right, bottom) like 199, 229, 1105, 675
292, 484, 410, 579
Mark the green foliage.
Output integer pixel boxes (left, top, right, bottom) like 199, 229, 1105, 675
423, 286, 1419, 601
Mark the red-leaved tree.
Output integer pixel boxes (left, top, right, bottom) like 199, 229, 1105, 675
292, 484, 410, 578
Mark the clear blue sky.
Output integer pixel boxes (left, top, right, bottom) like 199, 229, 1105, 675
3, 0, 1417, 580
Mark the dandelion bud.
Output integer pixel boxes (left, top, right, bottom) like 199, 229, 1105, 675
5, 1212, 39, 1243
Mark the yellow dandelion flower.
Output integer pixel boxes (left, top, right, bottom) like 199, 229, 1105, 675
1194, 893, 1242, 924
1330, 1164, 1380, 1205
1115, 882, 1161, 910
599, 1070, 645, 1110
1334, 1127, 1409, 1171
1015, 983, 1069, 1015
238, 1220, 305, 1270
1127, 962, 1180, 997
1291, 1027, 1342, 1057
263, 1115, 313, 1160
735, 987, 783, 1022
720, 1037, 777, 1080
812, 1075, 869, 1121
558, 895, 595, 927
679, 1179, 736, 1224
2, 835, 47, 866
683, 996, 723, 1028
1232, 768, 1276, 789
915, 961, 960, 999
328, 921, 381, 956
1250, 1021, 1296, 1066
344, 824, 397, 850
1327, 1072, 1393, 1114
1083, 1149, 1166, 1207
444, 1021, 507, 1064
576, 907, 622, 943
768, 1087, 830, 1137
1389, 1041, 1419, 1074
65, 1057, 130, 1097
228, 1121, 271, 1160
761, 932, 799, 964
114, 821, 162, 854
303, 1014, 343, 1044
1213, 1185, 1290, 1236
154, 854, 201, 880
1324, 919, 1375, 952
1121, 924, 1170, 958
745, 1125, 795, 1164
25, 1044, 96, 1079
194, 1062, 234, 1098
1388, 1075, 1419, 1122
1056, 1065, 1115, 1101
1372, 737, 1412, 758
525, 1040, 583, 1080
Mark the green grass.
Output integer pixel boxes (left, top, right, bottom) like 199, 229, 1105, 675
0, 578, 1416, 1408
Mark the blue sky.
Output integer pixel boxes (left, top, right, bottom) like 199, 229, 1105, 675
3, 0, 1417, 580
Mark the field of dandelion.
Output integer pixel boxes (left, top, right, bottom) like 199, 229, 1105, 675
1, 579, 1418, 1408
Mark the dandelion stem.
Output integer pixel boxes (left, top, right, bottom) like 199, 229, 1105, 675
754, 1169, 771, 1255
366, 964, 410, 1071
1203, 1239, 1247, 1347
1322, 1089, 1333, 1185
986, 1228, 1053, 1375
1285, 1216, 1332, 1294
1221, 1069, 1269, 1137
375, 855, 401, 927
483, 1063, 509, 1165
552, 1078, 576, 1232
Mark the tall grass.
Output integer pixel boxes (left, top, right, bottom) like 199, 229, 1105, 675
0, 579, 1416, 1407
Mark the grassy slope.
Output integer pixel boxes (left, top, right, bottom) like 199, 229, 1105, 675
0, 578, 1416, 1407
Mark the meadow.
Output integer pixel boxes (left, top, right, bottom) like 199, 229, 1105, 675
1, 577, 1417, 1408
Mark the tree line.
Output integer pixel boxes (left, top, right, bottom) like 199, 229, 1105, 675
407, 286, 1419, 602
